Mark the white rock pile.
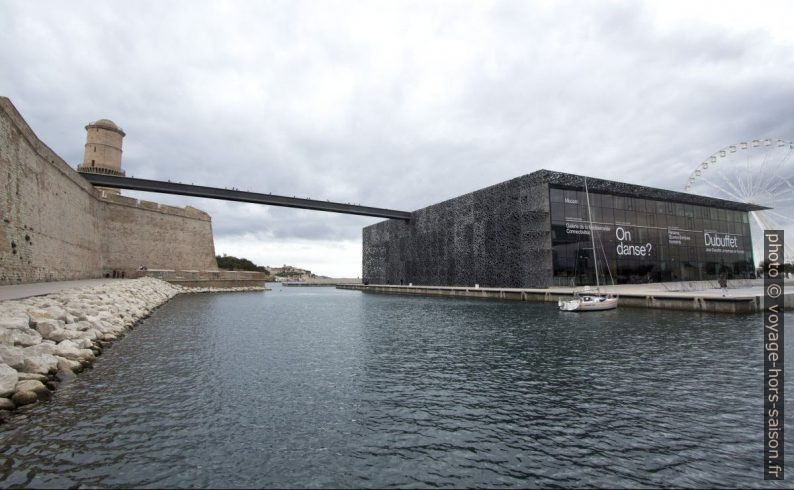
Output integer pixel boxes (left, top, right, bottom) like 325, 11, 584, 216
0, 277, 183, 416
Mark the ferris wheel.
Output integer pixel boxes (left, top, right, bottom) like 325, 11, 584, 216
684, 138, 794, 265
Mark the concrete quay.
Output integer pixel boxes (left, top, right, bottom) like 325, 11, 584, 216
0, 279, 123, 302
282, 278, 362, 287
337, 279, 794, 314
138, 269, 269, 288
282, 283, 340, 287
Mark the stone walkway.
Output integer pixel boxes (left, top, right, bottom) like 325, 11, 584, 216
594, 283, 787, 298
339, 279, 794, 313
0, 279, 122, 302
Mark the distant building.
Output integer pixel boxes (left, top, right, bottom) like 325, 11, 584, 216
363, 170, 764, 287
269, 265, 315, 281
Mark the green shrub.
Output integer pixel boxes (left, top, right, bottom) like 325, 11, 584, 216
216, 254, 269, 273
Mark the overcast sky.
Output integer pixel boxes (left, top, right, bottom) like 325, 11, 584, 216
2, 0, 793, 276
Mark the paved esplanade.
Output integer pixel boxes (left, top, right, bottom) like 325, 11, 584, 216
0, 278, 122, 301
80, 174, 412, 220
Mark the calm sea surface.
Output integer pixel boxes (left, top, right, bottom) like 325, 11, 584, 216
0, 284, 789, 488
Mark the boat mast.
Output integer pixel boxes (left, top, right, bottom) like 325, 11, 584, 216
584, 177, 600, 288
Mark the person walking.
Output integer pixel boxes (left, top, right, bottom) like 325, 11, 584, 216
718, 273, 728, 297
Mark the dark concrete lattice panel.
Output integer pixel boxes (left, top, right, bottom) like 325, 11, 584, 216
363, 175, 552, 288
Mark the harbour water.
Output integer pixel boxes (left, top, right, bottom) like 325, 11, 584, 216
0, 284, 788, 488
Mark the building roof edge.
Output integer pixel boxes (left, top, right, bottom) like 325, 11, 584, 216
527, 169, 768, 212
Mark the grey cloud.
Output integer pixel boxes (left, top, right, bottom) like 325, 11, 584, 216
2, 0, 793, 274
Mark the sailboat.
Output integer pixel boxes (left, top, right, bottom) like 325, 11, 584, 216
558, 177, 619, 312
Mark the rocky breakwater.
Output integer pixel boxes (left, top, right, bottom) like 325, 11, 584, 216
0, 277, 182, 418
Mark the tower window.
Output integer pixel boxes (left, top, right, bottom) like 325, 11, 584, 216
94, 146, 96, 152
92, 160, 95, 166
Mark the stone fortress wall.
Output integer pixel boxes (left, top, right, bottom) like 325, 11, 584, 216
0, 97, 218, 285
99, 194, 217, 273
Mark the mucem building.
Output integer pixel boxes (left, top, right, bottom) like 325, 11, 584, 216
362, 170, 763, 288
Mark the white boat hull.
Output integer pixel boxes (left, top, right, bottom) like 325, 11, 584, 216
558, 296, 618, 312
558, 178, 619, 313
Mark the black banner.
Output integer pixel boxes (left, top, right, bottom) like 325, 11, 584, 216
765, 230, 784, 480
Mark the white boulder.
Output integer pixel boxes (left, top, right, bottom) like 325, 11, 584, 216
71, 338, 93, 350
14, 379, 48, 395
26, 308, 54, 325
56, 356, 82, 373
0, 326, 42, 347
0, 345, 26, 370
23, 343, 57, 357
28, 303, 69, 325
0, 316, 30, 330
21, 353, 58, 374
12, 390, 37, 406
17, 372, 46, 382
74, 320, 93, 331
35, 319, 73, 342
54, 340, 95, 362
0, 363, 19, 397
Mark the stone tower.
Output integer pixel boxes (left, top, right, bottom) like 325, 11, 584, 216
77, 119, 126, 195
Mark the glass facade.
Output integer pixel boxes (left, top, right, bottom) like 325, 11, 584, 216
549, 186, 755, 285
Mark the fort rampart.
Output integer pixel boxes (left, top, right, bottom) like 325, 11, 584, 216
0, 97, 217, 284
